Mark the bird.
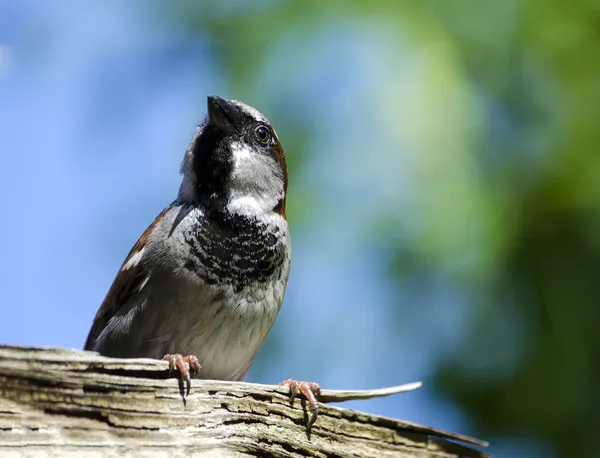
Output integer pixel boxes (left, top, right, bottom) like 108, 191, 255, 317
84, 95, 321, 428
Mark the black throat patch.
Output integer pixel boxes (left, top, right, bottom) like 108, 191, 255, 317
191, 125, 233, 212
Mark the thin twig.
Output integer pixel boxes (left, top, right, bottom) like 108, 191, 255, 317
317, 381, 423, 403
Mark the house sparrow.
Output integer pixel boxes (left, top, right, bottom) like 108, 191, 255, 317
84, 96, 322, 427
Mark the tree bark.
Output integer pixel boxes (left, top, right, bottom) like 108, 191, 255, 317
0, 345, 489, 457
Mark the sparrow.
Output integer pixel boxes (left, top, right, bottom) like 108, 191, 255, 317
84, 95, 321, 428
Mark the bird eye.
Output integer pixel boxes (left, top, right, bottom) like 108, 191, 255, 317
254, 125, 271, 144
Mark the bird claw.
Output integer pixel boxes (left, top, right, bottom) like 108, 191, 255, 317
279, 379, 322, 430
162, 354, 200, 396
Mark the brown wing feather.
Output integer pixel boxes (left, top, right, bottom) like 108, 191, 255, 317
84, 208, 168, 350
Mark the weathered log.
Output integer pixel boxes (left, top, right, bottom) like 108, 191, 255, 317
0, 345, 489, 457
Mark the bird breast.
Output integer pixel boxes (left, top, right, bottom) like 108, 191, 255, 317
140, 204, 291, 380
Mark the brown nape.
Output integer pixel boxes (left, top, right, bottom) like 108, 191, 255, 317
271, 140, 288, 218
273, 197, 286, 218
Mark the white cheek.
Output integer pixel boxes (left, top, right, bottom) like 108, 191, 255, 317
231, 142, 253, 168
227, 142, 283, 215
227, 195, 274, 216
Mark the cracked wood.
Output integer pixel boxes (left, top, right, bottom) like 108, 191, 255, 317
0, 345, 489, 457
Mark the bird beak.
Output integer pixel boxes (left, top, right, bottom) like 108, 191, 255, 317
207, 95, 241, 134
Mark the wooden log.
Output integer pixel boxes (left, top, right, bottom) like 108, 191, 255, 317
0, 345, 489, 457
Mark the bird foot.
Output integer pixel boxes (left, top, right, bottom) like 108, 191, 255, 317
278, 379, 322, 430
162, 354, 200, 396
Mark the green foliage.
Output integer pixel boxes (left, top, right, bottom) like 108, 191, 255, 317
428, 3, 600, 457
177, 1, 600, 456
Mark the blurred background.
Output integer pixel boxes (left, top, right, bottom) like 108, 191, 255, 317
1, 1, 599, 457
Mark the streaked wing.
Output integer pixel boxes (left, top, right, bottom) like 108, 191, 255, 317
84, 208, 168, 351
